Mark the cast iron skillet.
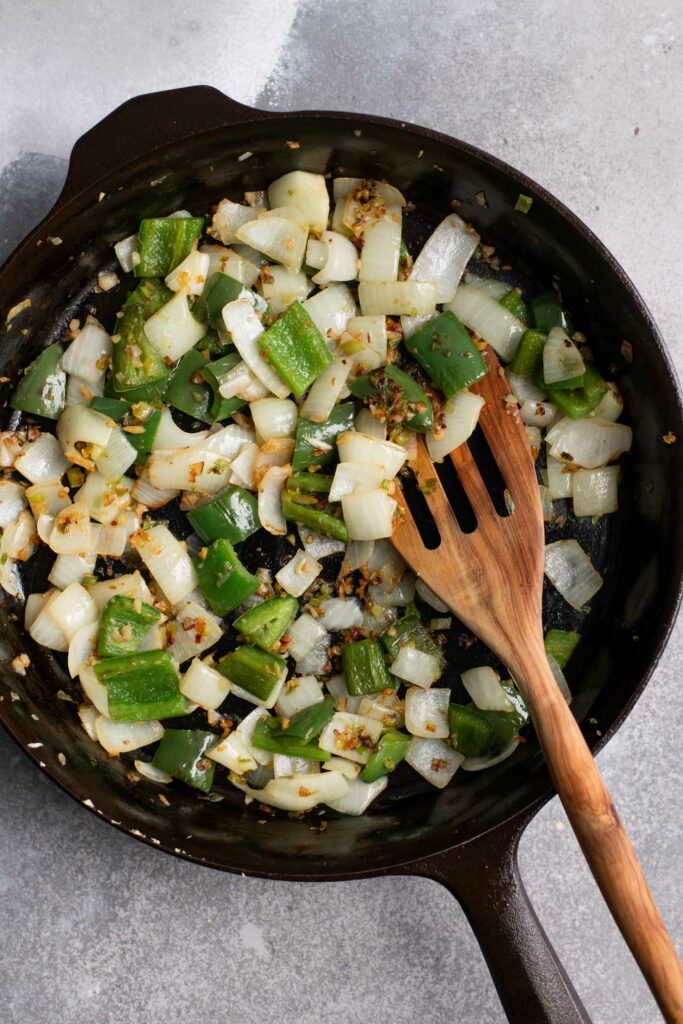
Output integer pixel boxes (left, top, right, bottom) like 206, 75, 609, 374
1, 87, 681, 1024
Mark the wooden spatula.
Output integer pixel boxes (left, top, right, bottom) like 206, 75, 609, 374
391, 347, 683, 1022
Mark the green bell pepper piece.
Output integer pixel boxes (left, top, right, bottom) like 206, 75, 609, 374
90, 395, 161, 464
97, 595, 161, 658
484, 683, 529, 747
544, 629, 580, 669
193, 272, 244, 326
360, 729, 411, 782
531, 289, 572, 334
342, 638, 395, 696
111, 279, 172, 394
152, 729, 216, 792
134, 217, 204, 277
292, 403, 355, 472
448, 704, 496, 757
348, 365, 434, 432
201, 351, 246, 421
275, 695, 336, 741
95, 650, 188, 722
217, 645, 287, 703
187, 484, 260, 545
258, 300, 332, 395
195, 327, 231, 357
282, 487, 349, 542
547, 364, 608, 419
11, 342, 66, 420
251, 716, 331, 762
287, 472, 333, 495
193, 538, 260, 616
404, 311, 488, 398
381, 613, 445, 671
499, 288, 531, 326
233, 595, 299, 651
164, 349, 213, 423
509, 329, 547, 378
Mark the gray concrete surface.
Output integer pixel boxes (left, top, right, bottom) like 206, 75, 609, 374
0, 2, 681, 1022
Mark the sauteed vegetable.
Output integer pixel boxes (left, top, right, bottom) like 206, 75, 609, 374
0, 172, 632, 815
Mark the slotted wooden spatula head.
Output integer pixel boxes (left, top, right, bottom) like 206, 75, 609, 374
392, 346, 546, 666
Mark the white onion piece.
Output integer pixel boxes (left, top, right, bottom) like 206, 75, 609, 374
14, 433, 69, 483
544, 539, 603, 609
153, 409, 208, 449
325, 775, 387, 815
67, 621, 98, 678
234, 708, 273, 766
303, 285, 357, 342
546, 417, 632, 469
337, 432, 406, 477
25, 590, 51, 630
0, 430, 26, 466
342, 489, 396, 540
253, 438, 294, 486
29, 592, 68, 651
231, 770, 349, 812
299, 357, 352, 423
520, 400, 557, 428
446, 284, 525, 362
95, 426, 137, 482
312, 231, 359, 285
461, 666, 513, 712
207, 731, 258, 775
589, 382, 623, 422
205, 422, 256, 458
322, 756, 361, 779
260, 266, 312, 315
236, 213, 308, 271
357, 691, 405, 729
405, 737, 464, 788
295, 640, 330, 675
47, 582, 98, 641
306, 239, 327, 270
507, 371, 547, 403
340, 315, 388, 372
268, 172, 329, 234
546, 455, 575, 499
48, 551, 97, 589
390, 647, 441, 689
61, 319, 112, 386
0, 509, 36, 561
131, 470, 179, 509
272, 755, 320, 778
542, 327, 585, 385
404, 686, 450, 738
343, 539, 375, 572
0, 559, 22, 599
250, 398, 298, 441
131, 524, 198, 605
179, 658, 229, 710
78, 702, 100, 741
258, 464, 290, 536
230, 442, 259, 490
332, 177, 406, 208
95, 716, 163, 756
164, 250, 211, 296
276, 548, 323, 599
49, 503, 92, 555
134, 759, 173, 784
410, 214, 479, 303
368, 573, 415, 608
91, 520, 128, 557
461, 738, 520, 772
426, 391, 485, 461
56, 405, 114, 465
114, 234, 137, 273
546, 654, 573, 705
286, 614, 328, 662
319, 597, 364, 631
143, 291, 207, 361
539, 484, 554, 523
218, 360, 269, 403
572, 466, 620, 518
318, 712, 383, 764
354, 407, 386, 439
367, 538, 406, 580
359, 281, 437, 317
222, 298, 289, 398
329, 461, 388, 502
211, 199, 258, 244
199, 245, 261, 286
147, 447, 231, 493
415, 578, 449, 613
359, 605, 399, 637
25, 480, 70, 521
275, 674, 324, 718
136, 623, 164, 653
297, 525, 345, 559
88, 571, 153, 612
359, 205, 402, 282
464, 273, 510, 300
527, 426, 542, 461
170, 601, 222, 665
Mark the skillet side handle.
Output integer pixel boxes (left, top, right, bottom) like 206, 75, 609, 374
409, 814, 591, 1024
57, 85, 265, 205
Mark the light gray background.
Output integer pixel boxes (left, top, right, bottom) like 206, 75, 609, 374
0, 2, 681, 1022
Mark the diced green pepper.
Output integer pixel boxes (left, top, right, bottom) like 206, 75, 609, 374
251, 715, 331, 762
348, 365, 434, 433
448, 703, 496, 757
282, 488, 349, 542
342, 638, 395, 696
500, 288, 531, 326
509, 329, 547, 378
258, 300, 332, 395
381, 613, 445, 670
275, 695, 335, 741
287, 472, 333, 495
111, 280, 171, 394
187, 485, 260, 545
193, 272, 244, 326
201, 351, 246, 421
193, 538, 259, 616
217, 645, 286, 703
547, 364, 608, 419
95, 650, 188, 722
97, 595, 161, 658
195, 327, 231, 357
164, 349, 213, 423
292, 403, 355, 472
135, 217, 204, 277
484, 683, 529, 746
531, 289, 572, 334
232, 595, 299, 651
11, 342, 66, 420
152, 729, 216, 792
405, 311, 488, 399
360, 730, 411, 782
91, 395, 161, 464
544, 629, 580, 669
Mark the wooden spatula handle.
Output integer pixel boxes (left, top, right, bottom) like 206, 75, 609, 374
504, 632, 683, 1023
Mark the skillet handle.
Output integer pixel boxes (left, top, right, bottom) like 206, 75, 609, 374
407, 812, 591, 1023
57, 86, 265, 205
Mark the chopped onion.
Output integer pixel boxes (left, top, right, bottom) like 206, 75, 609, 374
318, 712, 383, 763
250, 397, 298, 441
546, 654, 572, 705
405, 737, 464, 788
343, 539, 375, 572
234, 708, 273, 766
337, 432, 406, 477
446, 284, 525, 362
67, 621, 98, 678
390, 646, 441, 689
357, 691, 404, 729
546, 455, 575, 499
333, 176, 405, 208
342, 489, 396, 540
572, 466, 620, 517
25, 480, 70, 521
410, 214, 479, 303
295, 640, 330, 675
306, 239, 327, 270
312, 231, 359, 285
207, 731, 258, 775
415, 578, 449, 613
303, 284, 357, 342
143, 291, 207, 361
359, 281, 437, 317
199, 245, 261, 286
211, 199, 258, 244
276, 551, 323, 599
275, 674, 324, 718
222, 298, 289, 398
57, 405, 114, 465
258, 464, 290, 536
114, 234, 138, 272
46, 582, 98, 641
170, 600, 222, 665
49, 503, 92, 555
325, 775, 387, 815
253, 437, 294, 486
268, 172, 330, 234
91, 520, 128, 557
329, 460, 388, 501
340, 315, 388, 372
134, 759, 172, 784
545, 417, 632, 469
132, 469, 179, 509
136, 623, 165, 653
260, 266, 312, 315
272, 755, 320, 778
526, 426, 542, 461
544, 539, 603, 609
95, 426, 137, 481
520, 399, 557, 428
29, 591, 68, 651
153, 409, 208, 449
179, 657, 229, 710
297, 525, 345, 559
359, 205, 402, 282
404, 686, 450, 737
464, 273, 510, 300
87, 571, 153, 612
322, 756, 361, 779
539, 484, 554, 522
131, 524, 198, 605
14, 433, 69, 483
589, 382, 623, 422
235, 213, 308, 271
368, 573, 415, 608
507, 371, 546, 403
0, 508, 36, 561
353, 407, 386, 439
366, 538, 406, 581
299, 357, 352, 423
319, 597, 363, 631
95, 715, 163, 756
78, 702, 100, 741
231, 770, 349, 812
218, 360, 269, 403
427, 390, 485, 461
205, 422, 256, 459
461, 665, 513, 712
461, 738, 520, 771
542, 327, 585, 385
25, 590, 51, 630
48, 551, 97, 589
165, 250, 211, 296
147, 447, 231, 493
61, 318, 112, 386
230, 442, 259, 490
